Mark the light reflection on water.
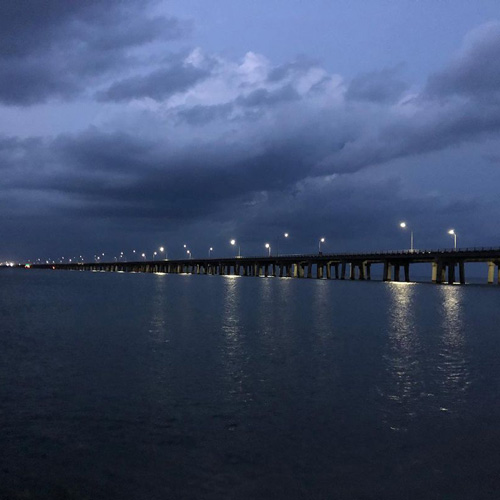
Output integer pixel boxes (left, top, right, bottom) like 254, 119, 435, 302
221, 277, 247, 402
149, 275, 169, 344
437, 286, 470, 410
383, 282, 422, 429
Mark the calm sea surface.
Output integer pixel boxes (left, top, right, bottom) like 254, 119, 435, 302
1, 269, 500, 499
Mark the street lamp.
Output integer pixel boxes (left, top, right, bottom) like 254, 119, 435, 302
159, 246, 167, 259
209, 247, 213, 258
448, 229, 457, 249
187, 250, 192, 259
265, 243, 271, 257
153, 251, 157, 260
141, 253, 146, 260
399, 222, 414, 251
230, 239, 241, 258
319, 237, 325, 254
277, 232, 289, 256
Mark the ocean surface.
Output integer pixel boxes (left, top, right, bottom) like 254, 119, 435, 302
1, 269, 500, 499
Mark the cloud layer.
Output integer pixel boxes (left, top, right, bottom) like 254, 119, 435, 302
1, 2, 500, 259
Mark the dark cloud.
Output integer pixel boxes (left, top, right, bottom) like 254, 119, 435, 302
236, 85, 300, 107
345, 65, 408, 103
176, 103, 234, 126
267, 57, 319, 82
3, 18, 500, 261
0, 0, 188, 105
426, 22, 500, 98
98, 63, 209, 102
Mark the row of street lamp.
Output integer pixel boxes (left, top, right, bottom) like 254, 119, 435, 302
230, 233, 295, 258
29, 227, 460, 264
400, 222, 457, 250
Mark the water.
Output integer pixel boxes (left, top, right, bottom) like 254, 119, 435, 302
1, 270, 500, 499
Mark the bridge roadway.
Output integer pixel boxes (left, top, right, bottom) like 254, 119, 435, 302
28, 247, 500, 285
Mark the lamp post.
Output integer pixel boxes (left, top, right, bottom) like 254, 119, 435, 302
265, 243, 271, 257
153, 251, 157, 261
276, 232, 289, 256
319, 237, 325, 254
230, 239, 241, 258
187, 250, 192, 259
399, 222, 414, 251
141, 253, 146, 261
209, 247, 213, 258
448, 229, 457, 249
159, 246, 166, 259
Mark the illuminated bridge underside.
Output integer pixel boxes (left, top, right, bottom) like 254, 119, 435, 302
30, 248, 500, 285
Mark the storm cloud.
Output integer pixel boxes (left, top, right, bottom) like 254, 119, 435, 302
1, 2, 500, 260
0, 0, 188, 105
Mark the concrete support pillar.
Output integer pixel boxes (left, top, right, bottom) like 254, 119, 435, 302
366, 263, 371, 280
448, 263, 456, 284
326, 263, 331, 279
359, 263, 365, 280
307, 262, 313, 278
435, 262, 445, 284
317, 264, 322, 279
264, 264, 269, 277
298, 263, 305, 278
431, 262, 437, 283
341, 262, 346, 280
404, 263, 410, 282
383, 262, 392, 282
272, 264, 276, 277
394, 264, 400, 282
334, 264, 339, 279
459, 261, 465, 284
349, 263, 355, 280
488, 261, 495, 284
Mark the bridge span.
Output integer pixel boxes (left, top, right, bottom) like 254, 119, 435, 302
27, 247, 500, 285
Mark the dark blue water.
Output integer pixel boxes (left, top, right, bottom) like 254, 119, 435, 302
1, 270, 500, 499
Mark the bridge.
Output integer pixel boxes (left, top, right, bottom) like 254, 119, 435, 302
25, 247, 500, 285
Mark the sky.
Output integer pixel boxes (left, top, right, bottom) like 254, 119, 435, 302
2, 0, 500, 262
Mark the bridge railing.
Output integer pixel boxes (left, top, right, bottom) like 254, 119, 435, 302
233, 247, 500, 260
